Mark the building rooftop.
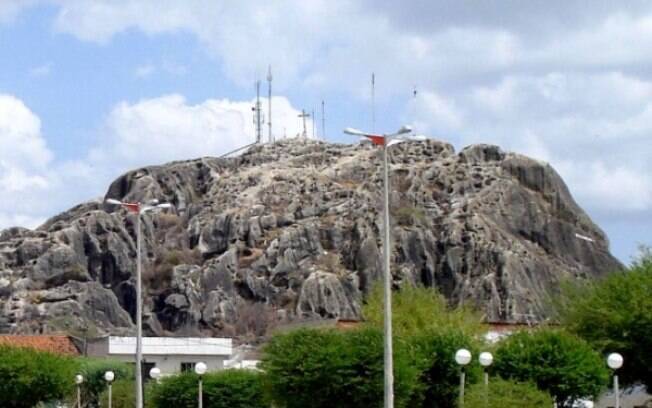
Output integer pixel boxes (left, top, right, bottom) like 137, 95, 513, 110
0, 335, 80, 356
107, 336, 232, 356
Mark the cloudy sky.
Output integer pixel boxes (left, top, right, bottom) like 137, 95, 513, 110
0, 1, 650, 263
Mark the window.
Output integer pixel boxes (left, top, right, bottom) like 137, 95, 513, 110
180, 362, 195, 373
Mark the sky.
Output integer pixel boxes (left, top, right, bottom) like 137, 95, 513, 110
0, 0, 650, 264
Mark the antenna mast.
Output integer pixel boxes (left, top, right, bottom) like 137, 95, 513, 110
321, 100, 325, 140
372, 72, 376, 133
253, 80, 263, 143
267, 65, 273, 143
298, 109, 310, 139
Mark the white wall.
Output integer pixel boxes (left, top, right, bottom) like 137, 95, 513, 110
109, 354, 226, 376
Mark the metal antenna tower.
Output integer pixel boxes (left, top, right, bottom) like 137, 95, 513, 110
252, 80, 263, 143
321, 100, 325, 140
298, 109, 310, 139
267, 65, 273, 143
372, 72, 376, 133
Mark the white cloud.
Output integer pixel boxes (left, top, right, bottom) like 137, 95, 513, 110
0, 0, 36, 23
88, 94, 310, 175
134, 64, 155, 78
29, 63, 53, 77
0, 95, 56, 227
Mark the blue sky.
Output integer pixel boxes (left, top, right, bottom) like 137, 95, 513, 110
0, 1, 651, 264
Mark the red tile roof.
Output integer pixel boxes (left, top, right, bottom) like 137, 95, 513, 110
0, 335, 80, 356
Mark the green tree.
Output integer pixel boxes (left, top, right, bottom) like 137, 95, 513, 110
493, 329, 608, 407
150, 369, 265, 408
261, 327, 421, 408
0, 346, 79, 408
464, 377, 553, 408
408, 328, 480, 408
557, 248, 652, 388
363, 284, 483, 338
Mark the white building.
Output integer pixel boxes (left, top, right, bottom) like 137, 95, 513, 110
87, 336, 232, 376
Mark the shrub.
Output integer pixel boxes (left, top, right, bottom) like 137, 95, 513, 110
0, 346, 78, 408
261, 327, 421, 408
98, 378, 138, 408
77, 358, 133, 406
150, 369, 265, 408
408, 328, 480, 408
463, 377, 553, 408
363, 283, 483, 338
493, 329, 608, 407
557, 249, 652, 388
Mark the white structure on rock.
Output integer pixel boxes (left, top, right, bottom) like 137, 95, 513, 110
87, 336, 232, 376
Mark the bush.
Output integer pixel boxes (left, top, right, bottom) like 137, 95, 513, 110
0, 346, 78, 408
493, 329, 608, 407
261, 327, 421, 408
77, 358, 133, 406
150, 369, 265, 408
408, 328, 480, 408
463, 377, 553, 408
363, 284, 483, 338
557, 250, 652, 388
98, 378, 138, 408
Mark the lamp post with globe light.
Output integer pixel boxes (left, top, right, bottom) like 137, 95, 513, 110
195, 362, 208, 408
105, 198, 172, 408
74, 374, 83, 408
455, 349, 472, 407
104, 371, 115, 408
607, 353, 623, 408
479, 352, 493, 406
149, 366, 161, 382
343, 125, 417, 408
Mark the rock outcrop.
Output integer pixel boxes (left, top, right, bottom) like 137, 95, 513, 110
0, 139, 621, 338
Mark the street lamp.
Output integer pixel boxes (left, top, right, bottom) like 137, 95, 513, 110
195, 362, 208, 408
479, 352, 493, 405
343, 125, 414, 408
74, 374, 83, 408
455, 349, 472, 408
607, 353, 623, 408
105, 197, 171, 408
149, 367, 161, 381
104, 371, 115, 408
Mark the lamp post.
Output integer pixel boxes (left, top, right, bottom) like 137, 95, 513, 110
74, 374, 83, 408
195, 362, 207, 408
479, 352, 493, 406
104, 371, 115, 408
455, 349, 472, 407
343, 125, 414, 408
150, 367, 161, 382
607, 353, 623, 408
105, 198, 172, 408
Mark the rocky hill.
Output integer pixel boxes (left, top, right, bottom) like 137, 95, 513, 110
0, 138, 622, 339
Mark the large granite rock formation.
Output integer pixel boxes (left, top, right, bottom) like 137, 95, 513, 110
0, 139, 621, 337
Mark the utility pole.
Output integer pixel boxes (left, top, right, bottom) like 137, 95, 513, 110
321, 100, 325, 140
298, 110, 310, 139
267, 65, 273, 143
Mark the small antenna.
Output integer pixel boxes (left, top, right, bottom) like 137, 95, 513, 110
267, 65, 273, 143
321, 100, 325, 140
298, 109, 311, 139
371, 73, 375, 133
